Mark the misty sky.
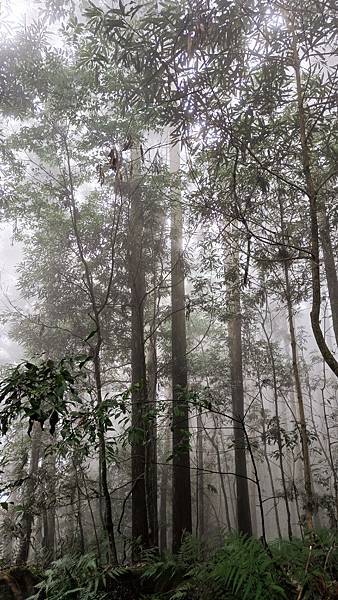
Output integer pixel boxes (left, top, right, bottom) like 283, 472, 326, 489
0, 225, 23, 364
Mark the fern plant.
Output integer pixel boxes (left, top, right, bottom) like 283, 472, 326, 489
27, 552, 130, 600
142, 533, 290, 600
271, 529, 338, 599
27, 530, 338, 600
204, 533, 288, 600
140, 535, 204, 599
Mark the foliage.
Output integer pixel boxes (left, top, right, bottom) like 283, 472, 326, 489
139, 532, 337, 600
0, 357, 87, 437
83, 0, 338, 380
141, 535, 204, 597
28, 552, 131, 600
0, 356, 141, 461
12, 533, 338, 600
270, 530, 338, 599
187, 534, 288, 600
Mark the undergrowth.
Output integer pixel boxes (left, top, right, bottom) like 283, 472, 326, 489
28, 552, 132, 600
27, 529, 337, 600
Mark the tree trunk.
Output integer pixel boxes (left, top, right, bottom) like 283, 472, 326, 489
65, 137, 118, 563
94, 351, 118, 563
249, 477, 258, 537
290, 19, 338, 379
277, 185, 314, 531
16, 423, 41, 565
205, 422, 232, 531
304, 351, 338, 526
261, 305, 293, 540
145, 331, 159, 548
222, 443, 236, 524
77, 481, 85, 554
227, 247, 252, 537
145, 220, 165, 549
129, 145, 149, 554
170, 139, 192, 552
159, 429, 170, 554
196, 413, 205, 538
258, 385, 282, 539
41, 444, 56, 565
318, 204, 338, 347
81, 467, 102, 560
283, 264, 314, 530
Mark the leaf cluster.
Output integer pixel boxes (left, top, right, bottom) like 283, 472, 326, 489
0, 356, 86, 437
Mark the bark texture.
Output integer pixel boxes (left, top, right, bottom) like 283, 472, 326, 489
319, 205, 338, 347
170, 139, 192, 553
16, 423, 42, 565
227, 248, 252, 537
129, 146, 150, 554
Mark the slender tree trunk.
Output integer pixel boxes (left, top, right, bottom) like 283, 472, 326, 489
283, 266, 314, 530
129, 145, 149, 554
221, 437, 236, 524
318, 204, 338, 347
42, 446, 56, 565
227, 247, 252, 536
304, 352, 338, 525
196, 413, 205, 538
16, 423, 41, 565
261, 306, 293, 540
170, 139, 192, 552
159, 467, 168, 554
290, 20, 338, 379
205, 425, 232, 531
146, 332, 159, 548
77, 482, 85, 554
257, 383, 282, 539
293, 482, 304, 540
145, 190, 166, 550
67, 464, 77, 549
145, 228, 164, 549
279, 194, 314, 531
159, 429, 170, 554
81, 468, 102, 561
94, 351, 118, 563
315, 308, 338, 525
250, 477, 258, 536
277, 187, 314, 531
4, 451, 28, 564
322, 388, 338, 526
65, 137, 118, 563
208, 495, 222, 532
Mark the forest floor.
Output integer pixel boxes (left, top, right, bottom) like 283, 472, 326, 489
0, 531, 337, 599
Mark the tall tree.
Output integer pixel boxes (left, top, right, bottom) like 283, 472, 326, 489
41, 442, 57, 565
16, 423, 41, 565
318, 202, 338, 347
128, 144, 150, 553
279, 195, 314, 530
288, 12, 338, 379
260, 302, 293, 540
196, 412, 205, 538
227, 244, 252, 536
170, 139, 192, 552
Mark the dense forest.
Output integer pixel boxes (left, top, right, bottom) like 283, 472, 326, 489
0, 0, 337, 598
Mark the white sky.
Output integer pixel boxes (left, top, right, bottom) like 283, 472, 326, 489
0, 0, 32, 30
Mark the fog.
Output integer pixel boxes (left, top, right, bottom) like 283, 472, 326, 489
0, 1, 337, 599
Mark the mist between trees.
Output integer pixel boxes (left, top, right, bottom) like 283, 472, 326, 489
0, 0, 337, 598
